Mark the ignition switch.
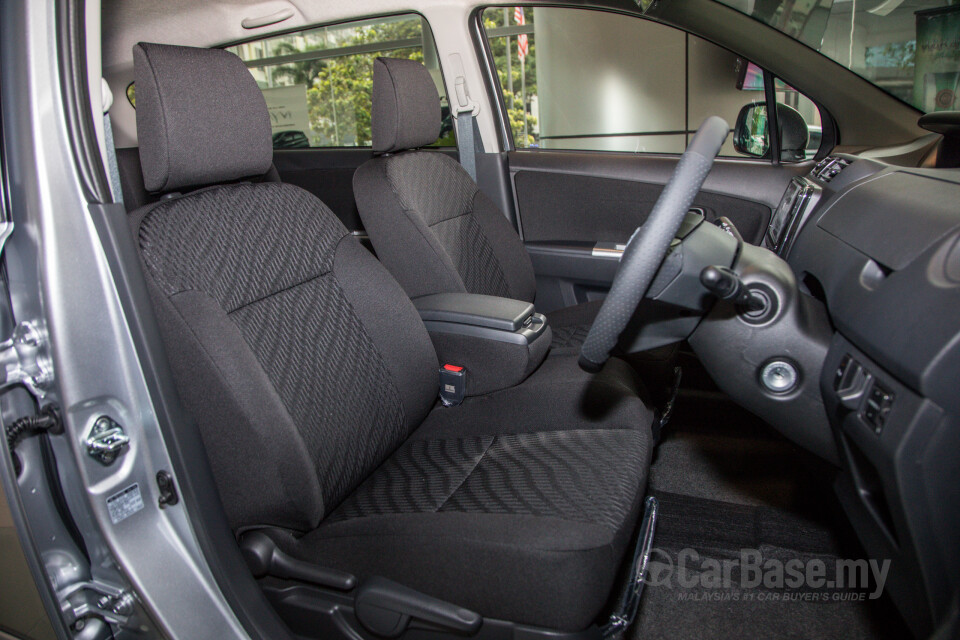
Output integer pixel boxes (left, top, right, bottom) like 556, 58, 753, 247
759, 359, 800, 394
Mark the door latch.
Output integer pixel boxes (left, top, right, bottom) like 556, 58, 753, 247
85, 416, 129, 465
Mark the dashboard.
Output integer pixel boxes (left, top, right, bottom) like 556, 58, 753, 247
762, 155, 960, 637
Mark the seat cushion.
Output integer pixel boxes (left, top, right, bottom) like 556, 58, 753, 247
546, 299, 604, 351
268, 355, 654, 631
412, 352, 653, 440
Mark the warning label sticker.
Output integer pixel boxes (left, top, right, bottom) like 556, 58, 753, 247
106, 483, 144, 525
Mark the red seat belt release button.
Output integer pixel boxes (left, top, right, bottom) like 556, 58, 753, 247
439, 365, 466, 406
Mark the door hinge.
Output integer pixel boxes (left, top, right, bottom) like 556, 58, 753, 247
58, 580, 137, 630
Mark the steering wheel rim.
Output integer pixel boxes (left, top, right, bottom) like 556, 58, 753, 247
578, 116, 730, 372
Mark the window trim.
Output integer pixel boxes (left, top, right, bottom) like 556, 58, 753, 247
764, 68, 781, 165
472, 6, 515, 152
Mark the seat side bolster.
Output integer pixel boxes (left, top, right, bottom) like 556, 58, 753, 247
468, 186, 538, 303
145, 278, 325, 532
332, 235, 439, 432
354, 159, 468, 299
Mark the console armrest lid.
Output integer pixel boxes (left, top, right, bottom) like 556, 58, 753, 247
413, 293, 535, 332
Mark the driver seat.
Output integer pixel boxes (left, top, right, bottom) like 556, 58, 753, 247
129, 43, 655, 633
354, 57, 601, 352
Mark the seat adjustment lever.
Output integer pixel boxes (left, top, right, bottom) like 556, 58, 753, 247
355, 576, 482, 638
239, 531, 356, 591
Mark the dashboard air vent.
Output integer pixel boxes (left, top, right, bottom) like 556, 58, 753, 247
812, 156, 851, 182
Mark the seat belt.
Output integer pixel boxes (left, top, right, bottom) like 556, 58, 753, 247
100, 78, 124, 206
448, 54, 482, 181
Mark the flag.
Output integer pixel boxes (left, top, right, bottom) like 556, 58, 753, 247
515, 7, 529, 60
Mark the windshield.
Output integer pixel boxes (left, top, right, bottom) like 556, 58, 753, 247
712, 1, 959, 113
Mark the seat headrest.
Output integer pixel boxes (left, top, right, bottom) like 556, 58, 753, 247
372, 58, 441, 154
133, 43, 273, 193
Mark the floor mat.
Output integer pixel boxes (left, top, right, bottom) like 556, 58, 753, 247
634, 556, 899, 640
652, 491, 843, 558
628, 390, 911, 640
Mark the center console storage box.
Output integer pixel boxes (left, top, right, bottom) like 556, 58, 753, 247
413, 293, 552, 396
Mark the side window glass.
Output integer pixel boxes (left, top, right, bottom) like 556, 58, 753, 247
687, 38, 768, 157
686, 37, 823, 160
226, 15, 454, 149
482, 7, 687, 153
480, 7, 821, 161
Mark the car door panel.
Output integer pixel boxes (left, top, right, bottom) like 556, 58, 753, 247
509, 150, 810, 309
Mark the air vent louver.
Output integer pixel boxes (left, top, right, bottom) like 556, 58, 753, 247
812, 156, 850, 182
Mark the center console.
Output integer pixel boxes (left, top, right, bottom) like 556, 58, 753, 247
412, 293, 551, 396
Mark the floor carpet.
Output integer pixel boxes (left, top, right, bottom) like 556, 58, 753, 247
627, 389, 912, 640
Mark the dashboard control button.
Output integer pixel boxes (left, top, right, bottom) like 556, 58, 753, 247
839, 367, 870, 410
862, 381, 894, 435
833, 355, 851, 389
869, 384, 893, 407
834, 354, 870, 410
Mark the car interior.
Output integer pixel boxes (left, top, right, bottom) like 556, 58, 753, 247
1, 1, 959, 640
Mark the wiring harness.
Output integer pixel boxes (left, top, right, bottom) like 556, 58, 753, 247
5, 404, 62, 451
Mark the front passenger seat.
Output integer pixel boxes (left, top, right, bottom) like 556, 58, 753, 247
354, 57, 600, 351
129, 43, 655, 634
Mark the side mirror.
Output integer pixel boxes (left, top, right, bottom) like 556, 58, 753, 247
733, 101, 770, 157
734, 102, 810, 161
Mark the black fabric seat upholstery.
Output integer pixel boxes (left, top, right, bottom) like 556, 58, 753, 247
116, 146, 281, 212
267, 353, 653, 630
129, 42, 654, 633
354, 57, 600, 351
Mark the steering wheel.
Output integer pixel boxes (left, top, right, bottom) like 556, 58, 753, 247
579, 116, 730, 372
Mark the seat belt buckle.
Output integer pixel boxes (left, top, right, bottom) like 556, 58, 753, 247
439, 364, 466, 406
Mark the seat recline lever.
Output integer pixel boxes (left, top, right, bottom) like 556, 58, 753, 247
239, 531, 357, 591
355, 576, 482, 638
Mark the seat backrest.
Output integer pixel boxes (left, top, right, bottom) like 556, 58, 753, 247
354, 58, 537, 302
130, 43, 439, 533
